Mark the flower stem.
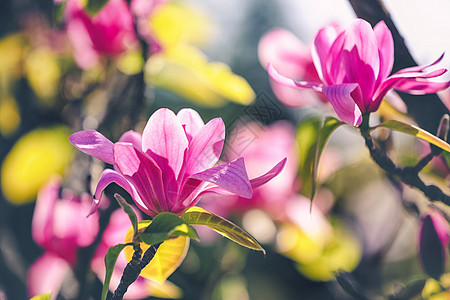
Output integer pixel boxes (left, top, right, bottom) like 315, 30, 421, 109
111, 243, 162, 300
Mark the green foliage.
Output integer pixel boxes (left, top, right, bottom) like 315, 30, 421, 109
85, 0, 109, 15
102, 243, 131, 300
114, 193, 139, 241
374, 120, 450, 152
335, 271, 368, 300
140, 212, 199, 246
181, 207, 265, 253
388, 278, 427, 300
296, 116, 344, 200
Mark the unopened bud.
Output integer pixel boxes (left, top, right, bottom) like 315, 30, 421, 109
431, 114, 449, 154
437, 114, 449, 141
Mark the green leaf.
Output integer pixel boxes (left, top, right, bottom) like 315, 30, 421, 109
297, 116, 344, 199
374, 120, 450, 152
102, 243, 130, 300
441, 151, 450, 168
181, 207, 265, 253
114, 193, 139, 240
85, 0, 109, 15
140, 212, 199, 246
30, 293, 52, 300
389, 278, 427, 300
335, 271, 368, 300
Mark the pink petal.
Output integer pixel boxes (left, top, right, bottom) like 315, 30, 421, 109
374, 21, 394, 82
395, 53, 445, 75
118, 130, 142, 150
258, 28, 311, 79
372, 66, 450, 110
142, 108, 188, 180
32, 177, 60, 248
312, 26, 340, 84
326, 32, 346, 85
181, 117, 225, 178
92, 169, 154, 216
69, 130, 114, 165
27, 252, 70, 299
322, 84, 363, 126
268, 63, 323, 91
250, 158, 287, 188
66, 17, 100, 69
177, 108, 205, 142
190, 157, 252, 198
341, 19, 380, 104
114, 142, 167, 214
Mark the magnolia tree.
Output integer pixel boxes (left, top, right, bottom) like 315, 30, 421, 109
0, 0, 449, 299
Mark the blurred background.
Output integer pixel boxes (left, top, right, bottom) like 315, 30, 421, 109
0, 0, 449, 299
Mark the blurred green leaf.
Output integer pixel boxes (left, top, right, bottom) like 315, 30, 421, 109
102, 243, 130, 300
374, 120, 450, 152
442, 151, 450, 168
389, 278, 427, 300
297, 116, 344, 200
30, 293, 52, 300
140, 212, 198, 246
335, 271, 368, 300
85, 0, 109, 15
182, 207, 265, 253
114, 193, 139, 240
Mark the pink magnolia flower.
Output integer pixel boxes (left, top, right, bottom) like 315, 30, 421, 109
27, 176, 99, 298
69, 108, 286, 217
268, 18, 450, 126
64, 0, 139, 69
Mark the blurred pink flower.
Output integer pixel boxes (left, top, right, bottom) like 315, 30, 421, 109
268, 19, 450, 126
258, 27, 331, 107
69, 108, 286, 217
64, 0, 139, 69
216, 121, 298, 218
27, 176, 99, 298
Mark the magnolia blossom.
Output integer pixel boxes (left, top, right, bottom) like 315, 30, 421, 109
258, 27, 331, 107
27, 176, 99, 298
64, 0, 139, 69
268, 18, 450, 126
69, 108, 285, 217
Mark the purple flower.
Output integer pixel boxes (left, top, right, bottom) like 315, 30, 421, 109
268, 19, 450, 126
69, 108, 286, 217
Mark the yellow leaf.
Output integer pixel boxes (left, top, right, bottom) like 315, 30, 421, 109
25, 47, 61, 103
146, 45, 255, 106
123, 221, 189, 284
0, 33, 26, 80
147, 279, 183, 299
280, 220, 361, 281
150, 2, 212, 49
1, 126, 73, 204
0, 96, 20, 136
116, 49, 144, 75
